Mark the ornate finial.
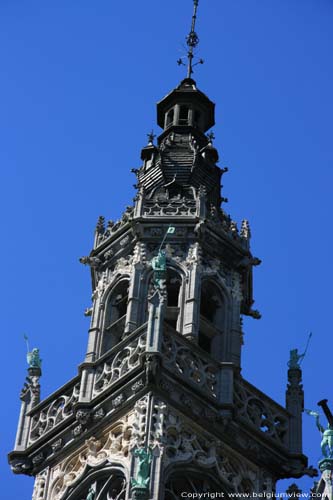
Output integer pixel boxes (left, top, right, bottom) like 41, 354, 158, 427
95, 215, 105, 235
177, 0, 204, 78
240, 219, 251, 240
147, 130, 156, 146
206, 131, 215, 143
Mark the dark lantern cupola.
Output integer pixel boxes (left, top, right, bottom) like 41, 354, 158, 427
157, 77, 215, 138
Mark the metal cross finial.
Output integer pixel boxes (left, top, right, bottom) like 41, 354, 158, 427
177, 0, 204, 78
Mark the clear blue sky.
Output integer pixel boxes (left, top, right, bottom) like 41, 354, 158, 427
1, 0, 333, 497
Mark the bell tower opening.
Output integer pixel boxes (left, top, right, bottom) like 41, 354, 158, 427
198, 281, 225, 356
101, 280, 129, 354
165, 269, 182, 332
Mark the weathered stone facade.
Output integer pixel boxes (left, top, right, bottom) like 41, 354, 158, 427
9, 68, 314, 500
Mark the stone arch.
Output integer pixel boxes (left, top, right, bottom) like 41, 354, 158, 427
100, 278, 130, 354
65, 465, 127, 500
163, 466, 230, 500
140, 263, 185, 333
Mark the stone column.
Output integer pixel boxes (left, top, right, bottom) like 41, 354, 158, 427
286, 367, 304, 454
146, 286, 166, 354
183, 243, 202, 341
14, 366, 41, 451
125, 262, 145, 335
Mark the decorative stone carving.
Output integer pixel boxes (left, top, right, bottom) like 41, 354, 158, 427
240, 219, 251, 240
131, 396, 150, 448
75, 409, 91, 426
92, 271, 108, 299
93, 332, 146, 397
234, 379, 288, 447
120, 235, 130, 247
186, 242, 202, 267
11, 458, 32, 474
79, 256, 102, 268
131, 379, 144, 393
20, 374, 41, 407
114, 255, 133, 274
72, 424, 83, 437
32, 468, 49, 500
96, 207, 134, 245
51, 439, 63, 453
49, 418, 133, 500
32, 452, 44, 466
162, 330, 218, 399
29, 381, 80, 444
151, 401, 258, 492
92, 408, 105, 421
112, 394, 124, 408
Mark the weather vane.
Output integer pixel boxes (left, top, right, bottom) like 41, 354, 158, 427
177, 0, 204, 79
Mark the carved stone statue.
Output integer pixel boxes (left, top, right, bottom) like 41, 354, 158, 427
131, 447, 152, 489
27, 348, 42, 369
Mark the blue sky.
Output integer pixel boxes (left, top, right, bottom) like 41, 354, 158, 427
1, 0, 333, 497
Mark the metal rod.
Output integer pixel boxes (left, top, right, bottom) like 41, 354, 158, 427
187, 0, 200, 78
318, 399, 333, 427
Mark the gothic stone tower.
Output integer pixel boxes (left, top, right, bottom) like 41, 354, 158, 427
9, 16, 313, 500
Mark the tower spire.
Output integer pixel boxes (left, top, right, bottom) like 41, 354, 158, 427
177, 0, 204, 78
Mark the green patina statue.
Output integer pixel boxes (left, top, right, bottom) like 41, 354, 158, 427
85, 485, 96, 500
288, 349, 305, 369
151, 250, 166, 288
27, 348, 42, 369
288, 332, 312, 369
131, 448, 152, 489
150, 226, 175, 288
306, 406, 333, 459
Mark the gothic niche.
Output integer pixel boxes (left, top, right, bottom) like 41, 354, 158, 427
164, 471, 225, 500
198, 280, 225, 357
101, 281, 129, 354
66, 469, 126, 500
165, 269, 182, 332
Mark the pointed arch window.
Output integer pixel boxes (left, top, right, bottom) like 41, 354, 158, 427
165, 269, 182, 332
101, 280, 129, 354
165, 471, 227, 500
198, 280, 225, 356
66, 469, 126, 500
